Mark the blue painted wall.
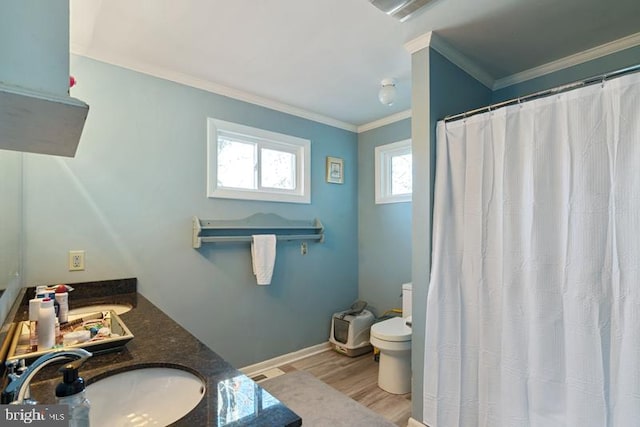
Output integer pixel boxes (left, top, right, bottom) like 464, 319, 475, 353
357, 119, 412, 317
22, 55, 359, 367
430, 49, 494, 149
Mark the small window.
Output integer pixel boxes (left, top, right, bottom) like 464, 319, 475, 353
375, 139, 412, 204
207, 119, 311, 203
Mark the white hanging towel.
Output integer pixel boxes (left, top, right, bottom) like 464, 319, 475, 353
251, 234, 277, 285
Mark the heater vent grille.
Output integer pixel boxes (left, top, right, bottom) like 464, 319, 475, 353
369, 0, 434, 22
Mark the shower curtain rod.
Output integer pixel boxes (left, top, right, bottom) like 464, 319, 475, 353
444, 63, 640, 122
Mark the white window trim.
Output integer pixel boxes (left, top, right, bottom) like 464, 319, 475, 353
207, 118, 311, 204
375, 138, 412, 204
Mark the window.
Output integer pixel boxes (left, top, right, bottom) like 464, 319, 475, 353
207, 119, 311, 203
375, 139, 412, 204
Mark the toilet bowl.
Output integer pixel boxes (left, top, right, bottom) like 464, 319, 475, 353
370, 316, 412, 394
370, 283, 412, 394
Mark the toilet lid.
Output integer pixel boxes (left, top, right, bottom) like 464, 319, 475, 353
371, 317, 411, 342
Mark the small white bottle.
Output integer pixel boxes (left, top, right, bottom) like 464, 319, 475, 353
55, 291, 69, 324
37, 298, 55, 350
28, 298, 41, 351
55, 319, 61, 346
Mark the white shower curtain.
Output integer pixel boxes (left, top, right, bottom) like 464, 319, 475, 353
423, 71, 640, 427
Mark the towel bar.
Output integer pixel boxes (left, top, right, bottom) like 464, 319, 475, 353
192, 214, 324, 248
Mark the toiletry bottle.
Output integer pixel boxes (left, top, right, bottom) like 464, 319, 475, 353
50, 292, 60, 318
37, 298, 55, 350
56, 360, 90, 427
55, 289, 69, 323
28, 298, 41, 351
55, 319, 61, 346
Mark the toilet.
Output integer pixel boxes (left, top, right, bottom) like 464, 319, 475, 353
370, 283, 412, 394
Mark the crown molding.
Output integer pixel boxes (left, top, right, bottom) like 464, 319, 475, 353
406, 31, 640, 92
494, 31, 640, 90
428, 33, 494, 89
404, 32, 494, 89
404, 32, 433, 54
70, 49, 358, 133
357, 109, 412, 133
73, 30, 640, 137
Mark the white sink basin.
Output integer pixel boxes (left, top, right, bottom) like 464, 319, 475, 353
86, 367, 206, 426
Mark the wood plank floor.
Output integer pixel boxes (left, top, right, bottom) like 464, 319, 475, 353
277, 349, 412, 426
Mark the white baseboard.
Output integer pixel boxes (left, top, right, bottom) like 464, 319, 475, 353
407, 417, 428, 427
240, 341, 332, 376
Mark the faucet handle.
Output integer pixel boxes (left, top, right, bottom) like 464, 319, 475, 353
5, 360, 20, 376
4, 360, 32, 404
5, 359, 28, 378
2, 361, 20, 404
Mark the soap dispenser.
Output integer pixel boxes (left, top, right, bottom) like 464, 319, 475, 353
55, 359, 90, 427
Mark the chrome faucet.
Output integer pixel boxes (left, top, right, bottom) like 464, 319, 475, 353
3, 348, 92, 405
4, 359, 36, 404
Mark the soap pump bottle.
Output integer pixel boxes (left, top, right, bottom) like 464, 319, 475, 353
55, 360, 91, 427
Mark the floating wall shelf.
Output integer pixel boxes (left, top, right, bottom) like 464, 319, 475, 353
192, 214, 324, 248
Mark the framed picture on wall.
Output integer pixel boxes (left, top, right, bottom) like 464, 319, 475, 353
326, 156, 344, 184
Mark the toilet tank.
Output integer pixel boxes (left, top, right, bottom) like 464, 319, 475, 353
402, 283, 412, 318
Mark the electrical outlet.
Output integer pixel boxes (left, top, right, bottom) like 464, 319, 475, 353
300, 242, 308, 255
68, 250, 85, 271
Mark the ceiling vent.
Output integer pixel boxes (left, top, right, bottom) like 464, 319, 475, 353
369, 0, 434, 22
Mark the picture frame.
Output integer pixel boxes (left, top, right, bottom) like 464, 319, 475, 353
326, 156, 344, 184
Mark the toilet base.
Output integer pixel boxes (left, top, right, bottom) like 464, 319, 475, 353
377, 349, 411, 394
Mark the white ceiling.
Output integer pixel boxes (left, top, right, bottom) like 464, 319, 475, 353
70, 0, 640, 130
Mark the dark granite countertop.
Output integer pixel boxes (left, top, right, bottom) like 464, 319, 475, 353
4, 279, 302, 427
